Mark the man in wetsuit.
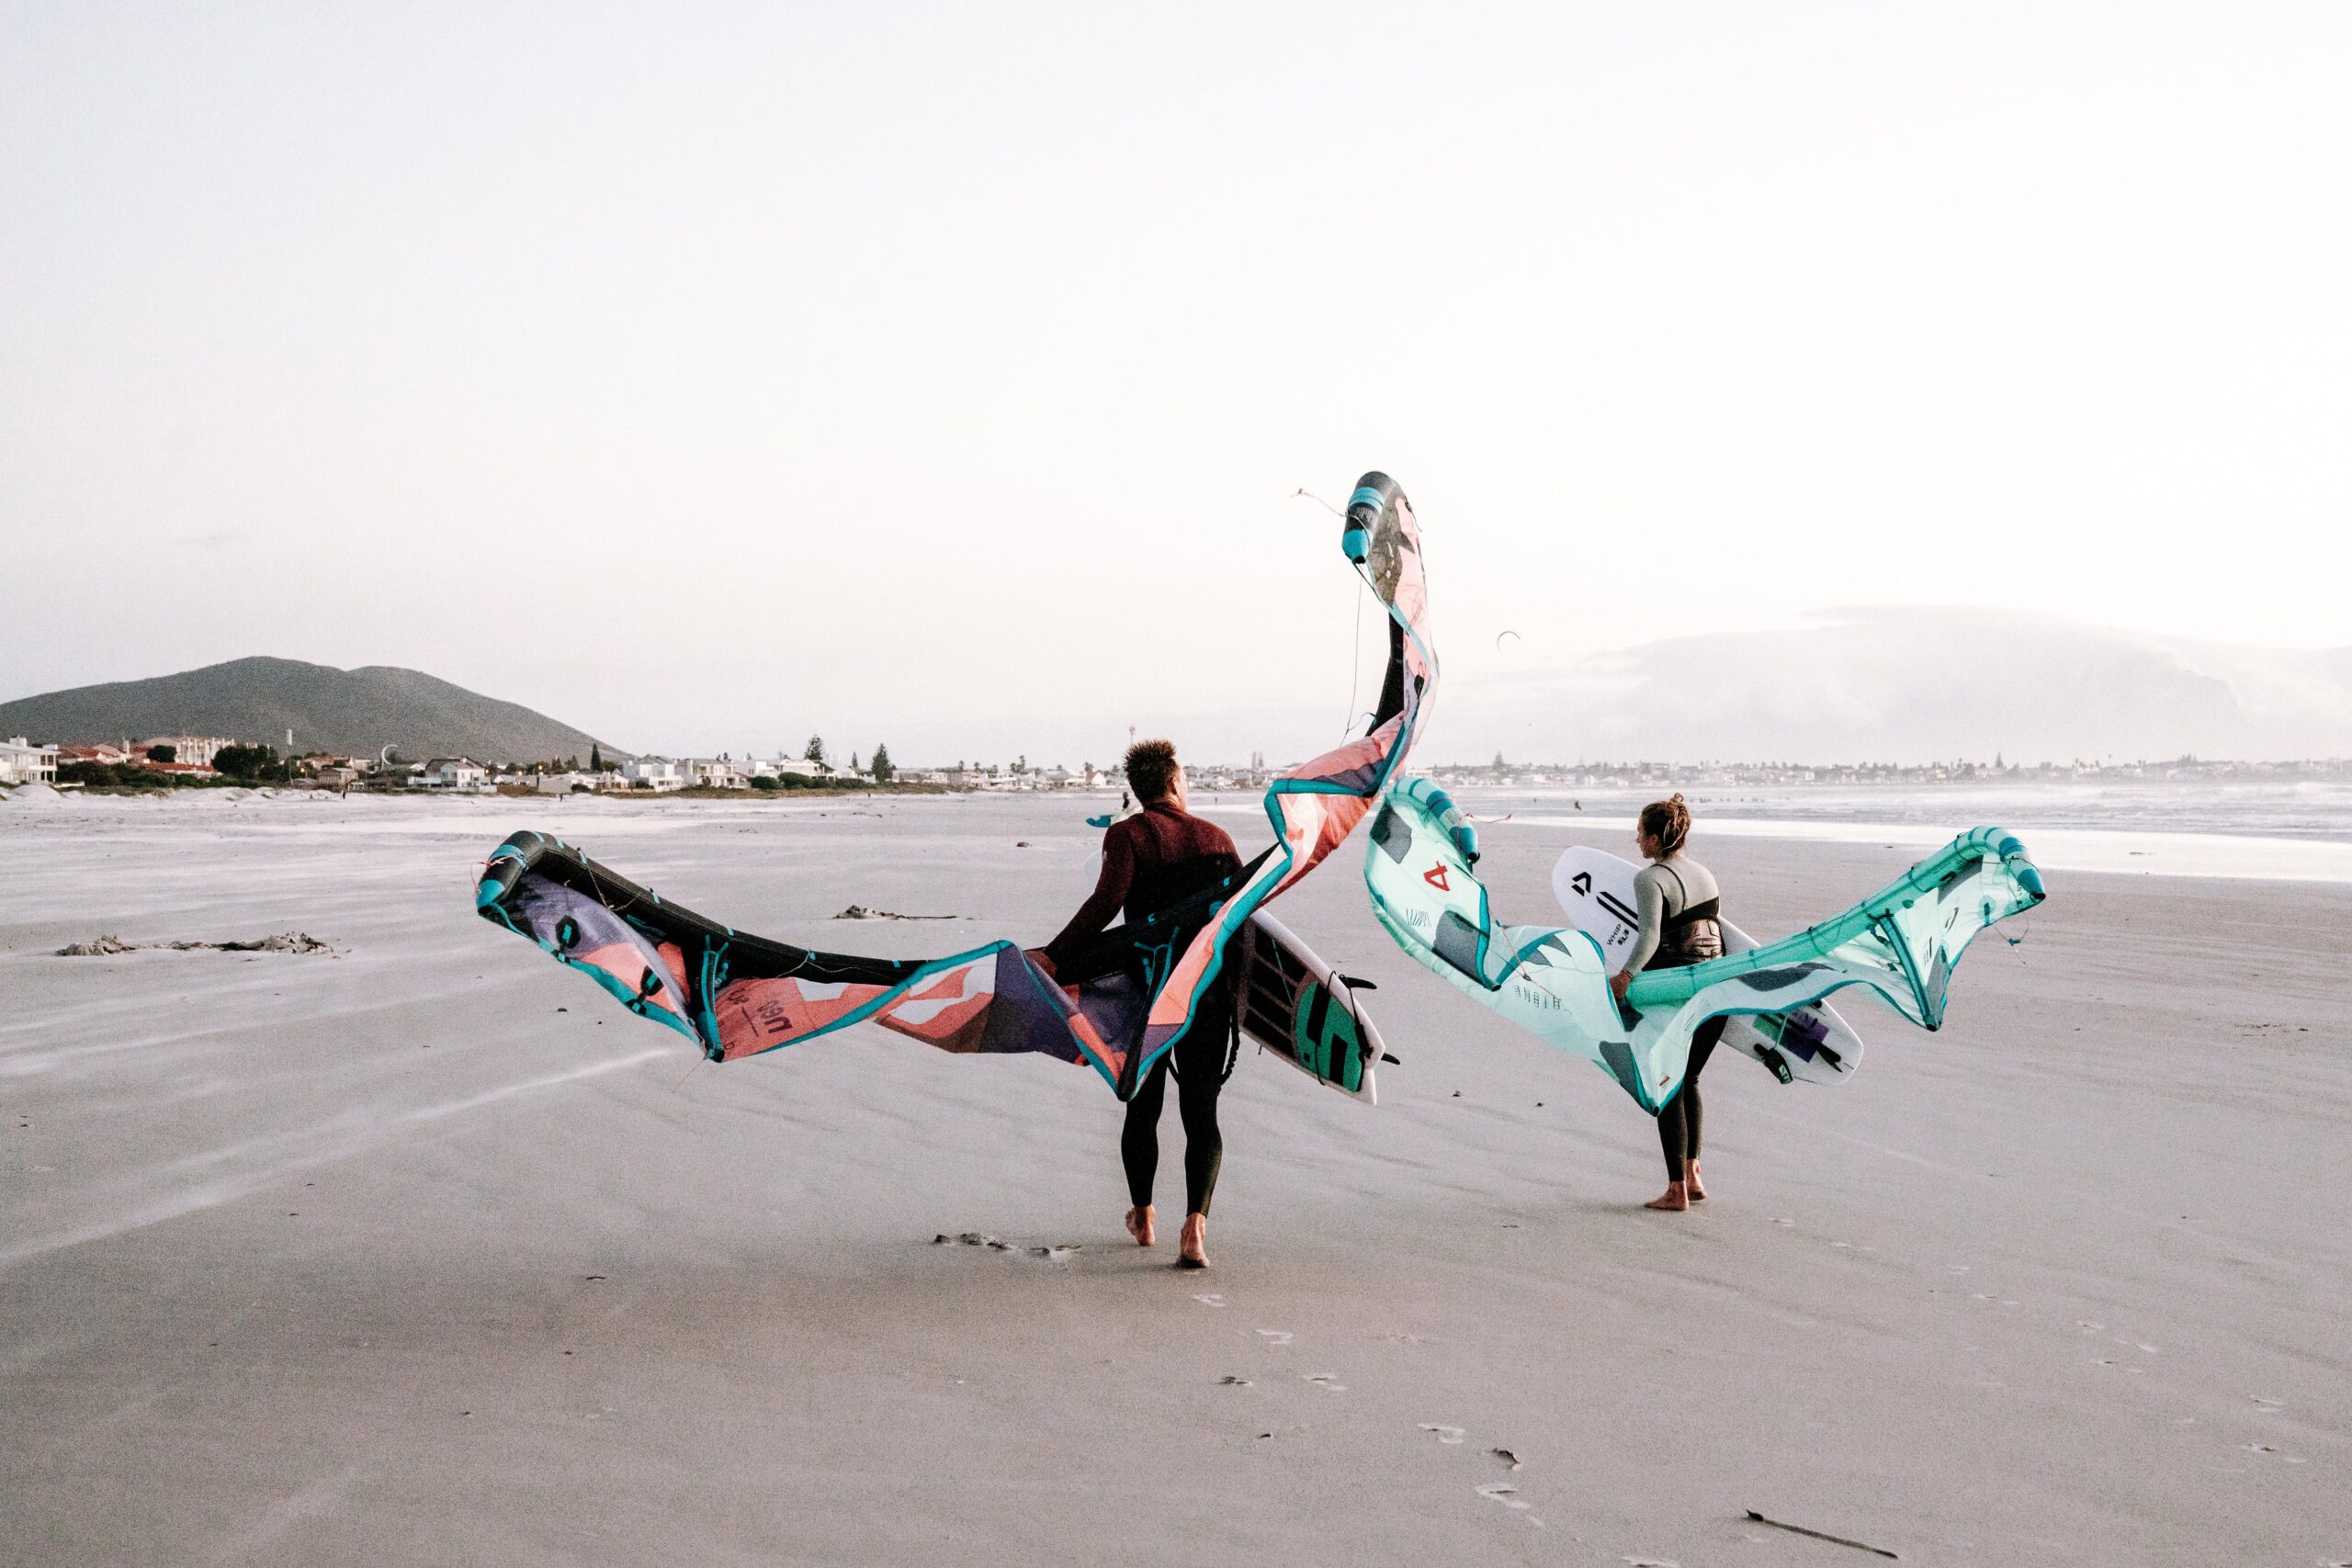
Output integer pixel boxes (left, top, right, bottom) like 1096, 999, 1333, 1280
1040, 739, 1241, 1269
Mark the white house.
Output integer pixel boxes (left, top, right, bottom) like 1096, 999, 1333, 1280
133, 736, 232, 769
0, 737, 58, 785
620, 757, 685, 792
413, 758, 489, 792
687, 759, 747, 789
533, 771, 599, 795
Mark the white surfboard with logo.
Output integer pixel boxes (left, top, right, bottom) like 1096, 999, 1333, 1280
1551, 846, 1864, 1086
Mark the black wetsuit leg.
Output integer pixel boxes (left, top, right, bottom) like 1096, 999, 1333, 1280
1171, 1014, 1226, 1216
1121, 1055, 1170, 1211
1120, 1005, 1229, 1216
1658, 1017, 1724, 1181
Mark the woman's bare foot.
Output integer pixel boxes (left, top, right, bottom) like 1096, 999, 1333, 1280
1125, 1205, 1156, 1247
1177, 1212, 1210, 1269
1645, 1181, 1690, 1212
1686, 1160, 1706, 1201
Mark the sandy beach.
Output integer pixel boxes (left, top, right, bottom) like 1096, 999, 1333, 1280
3, 789, 2346, 1565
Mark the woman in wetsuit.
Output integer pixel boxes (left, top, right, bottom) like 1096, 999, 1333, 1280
1039, 739, 1241, 1269
1609, 794, 1726, 1213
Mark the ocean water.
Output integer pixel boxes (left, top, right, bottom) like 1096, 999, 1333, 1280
1439, 782, 2352, 883
1453, 780, 2352, 839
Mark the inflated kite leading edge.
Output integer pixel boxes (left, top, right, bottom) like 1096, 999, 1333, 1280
472, 471, 1436, 1101
1363, 782, 2046, 1113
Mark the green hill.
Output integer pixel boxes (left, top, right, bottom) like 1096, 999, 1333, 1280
0, 657, 624, 763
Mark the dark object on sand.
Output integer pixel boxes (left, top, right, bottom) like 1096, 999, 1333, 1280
1745, 1510, 1897, 1558
58, 931, 334, 956
831, 906, 956, 921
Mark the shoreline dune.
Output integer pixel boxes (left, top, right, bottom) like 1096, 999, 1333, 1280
4, 795, 2346, 1563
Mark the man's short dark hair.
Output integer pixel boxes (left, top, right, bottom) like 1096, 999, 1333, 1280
1125, 739, 1179, 802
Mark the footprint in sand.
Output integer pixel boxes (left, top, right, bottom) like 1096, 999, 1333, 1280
2236, 1443, 2303, 1464
1216, 1376, 1252, 1387
1254, 1329, 1294, 1347
935, 1232, 1014, 1250
1476, 1482, 1529, 1510
1420, 1424, 1465, 1445
1193, 1293, 1226, 1308
1303, 1373, 1347, 1393
2252, 1394, 2285, 1411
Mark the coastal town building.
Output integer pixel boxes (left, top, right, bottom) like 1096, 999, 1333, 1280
134, 736, 232, 769
769, 757, 846, 782
688, 759, 747, 789
412, 758, 489, 792
532, 771, 602, 795
619, 757, 684, 791
0, 737, 59, 785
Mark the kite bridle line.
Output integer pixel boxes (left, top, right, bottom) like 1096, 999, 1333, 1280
1294, 485, 1371, 740
1345, 572, 1366, 737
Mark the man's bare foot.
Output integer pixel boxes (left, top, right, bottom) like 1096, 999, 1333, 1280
1125, 1205, 1156, 1247
1178, 1212, 1210, 1269
1645, 1181, 1690, 1212
1686, 1161, 1706, 1201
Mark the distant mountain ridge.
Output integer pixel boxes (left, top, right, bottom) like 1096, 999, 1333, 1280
0, 657, 622, 763
1438, 609, 2352, 764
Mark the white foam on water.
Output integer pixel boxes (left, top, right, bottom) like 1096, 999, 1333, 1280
1504, 813, 2352, 883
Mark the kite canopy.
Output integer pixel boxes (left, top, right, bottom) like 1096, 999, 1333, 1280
1363, 781, 2046, 1113
475, 472, 1435, 1101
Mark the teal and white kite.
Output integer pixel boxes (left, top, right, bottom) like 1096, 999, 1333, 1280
1363, 777, 2047, 1112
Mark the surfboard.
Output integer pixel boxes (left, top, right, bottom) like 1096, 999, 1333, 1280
1232, 910, 1385, 1104
1550, 845, 1864, 1086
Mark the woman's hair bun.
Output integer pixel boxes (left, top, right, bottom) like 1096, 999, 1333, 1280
1639, 793, 1693, 856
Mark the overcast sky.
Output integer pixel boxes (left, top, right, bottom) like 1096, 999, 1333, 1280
6, 3, 2346, 764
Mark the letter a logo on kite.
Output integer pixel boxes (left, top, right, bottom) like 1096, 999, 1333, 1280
1423, 863, 1450, 891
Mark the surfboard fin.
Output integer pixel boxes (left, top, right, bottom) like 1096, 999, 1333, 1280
1336, 974, 1379, 991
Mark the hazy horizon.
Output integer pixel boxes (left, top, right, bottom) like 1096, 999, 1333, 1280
9, 604, 2349, 769
8, 5, 2347, 762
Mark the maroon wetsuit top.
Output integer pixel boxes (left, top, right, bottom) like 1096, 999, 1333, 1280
1044, 803, 1242, 971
